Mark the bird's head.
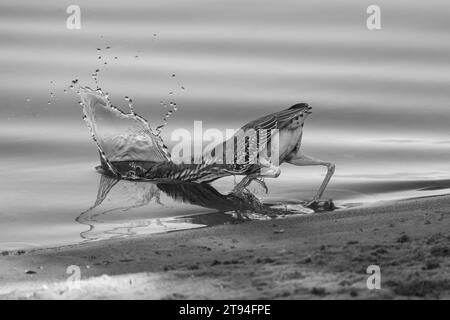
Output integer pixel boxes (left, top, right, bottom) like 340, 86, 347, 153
285, 103, 312, 130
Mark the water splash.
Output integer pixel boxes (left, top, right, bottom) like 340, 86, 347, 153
155, 109, 174, 135
91, 69, 100, 89
79, 87, 171, 178
74, 42, 187, 180
124, 96, 134, 114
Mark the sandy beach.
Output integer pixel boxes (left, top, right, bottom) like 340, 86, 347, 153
0, 194, 448, 300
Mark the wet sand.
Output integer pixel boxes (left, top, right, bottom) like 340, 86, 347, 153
0, 194, 449, 300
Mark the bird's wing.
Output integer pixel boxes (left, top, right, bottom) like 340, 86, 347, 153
251, 115, 278, 157
230, 114, 278, 165
240, 107, 304, 160
219, 106, 307, 166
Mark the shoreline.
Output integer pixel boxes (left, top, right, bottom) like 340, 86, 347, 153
0, 194, 449, 299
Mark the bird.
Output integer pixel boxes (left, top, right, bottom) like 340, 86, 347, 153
82, 89, 335, 206
202, 102, 336, 206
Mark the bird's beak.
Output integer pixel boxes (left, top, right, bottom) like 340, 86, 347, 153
305, 105, 312, 114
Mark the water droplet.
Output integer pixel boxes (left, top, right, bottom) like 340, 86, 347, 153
169, 92, 173, 95
106, 46, 111, 50
135, 55, 139, 58
114, 57, 118, 60
47, 101, 51, 105
63, 89, 67, 94
171, 74, 175, 77
124, 96, 134, 114
97, 48, 101, 51
181, 86, 185, 90
92, 70, 101, 89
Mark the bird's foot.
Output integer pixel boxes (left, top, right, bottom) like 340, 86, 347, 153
305, 199, 336, 211
270, 203, 314, 214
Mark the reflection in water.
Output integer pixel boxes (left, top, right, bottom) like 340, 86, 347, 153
76, 174, 319, 242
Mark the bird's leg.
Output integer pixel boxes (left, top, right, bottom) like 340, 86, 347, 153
253, 177, 268, 194
287, 153, 335, 206
232, 163, 280, 194
232, 175, 254, 194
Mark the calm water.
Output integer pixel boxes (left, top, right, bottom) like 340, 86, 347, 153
1, 0, 450, 250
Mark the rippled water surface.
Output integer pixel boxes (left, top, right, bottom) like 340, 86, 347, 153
1, 0, 450, 250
